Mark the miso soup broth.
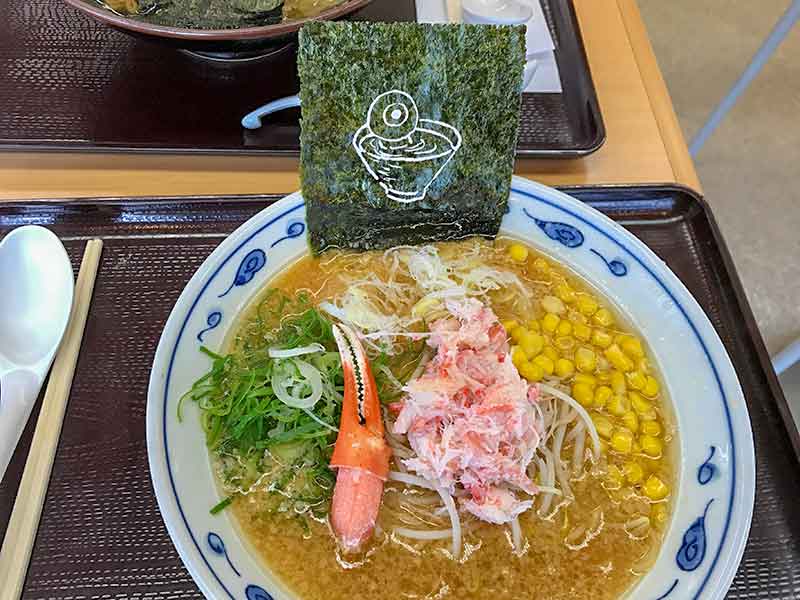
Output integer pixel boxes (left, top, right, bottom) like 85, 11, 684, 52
194, 238, 676, 600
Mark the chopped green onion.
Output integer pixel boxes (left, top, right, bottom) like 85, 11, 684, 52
210, 497, 233, 515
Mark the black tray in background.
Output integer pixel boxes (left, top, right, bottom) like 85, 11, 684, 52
0, 0, 603, 157
1, 185, 795, 599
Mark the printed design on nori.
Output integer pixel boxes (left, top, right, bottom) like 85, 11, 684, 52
298, 22, 526, 252
353, 90, 462, 204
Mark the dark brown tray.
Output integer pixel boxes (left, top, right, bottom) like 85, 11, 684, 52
0, 0, 603, 158
1, 185, 796, 598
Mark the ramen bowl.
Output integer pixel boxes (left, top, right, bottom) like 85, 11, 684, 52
63, 0, 373, 59
147, 176, 755, 599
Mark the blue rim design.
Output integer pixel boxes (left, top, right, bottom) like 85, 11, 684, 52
655, 579, 679, 600
677, 500, 715, 572
270, 220, 305, 248
245, 584, 274, 600
589, 248, 628, 277
197, 311, 222, 343
161, 188, 736, 600
208, 532, 241, 577
698, 447, 717, 485
218, 249, 267, 298
523, 209, 585, 248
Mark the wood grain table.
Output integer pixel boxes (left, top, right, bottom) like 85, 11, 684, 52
0, 0, 700, 200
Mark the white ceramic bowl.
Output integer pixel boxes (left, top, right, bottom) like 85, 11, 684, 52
147, 176, 755, 600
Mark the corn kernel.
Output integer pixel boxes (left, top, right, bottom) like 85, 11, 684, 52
621, 336, 645, 359
501, 319, 519, 332
643, 375, 660, 398
511, 347, 527, 368
591, 329, 614, 349
526, 319, 541, 332
573, 322, 592, 342
607, 394, 630, 417
630, 392, 657, 420
519, 361, 544, 382
640, 435, 663, 457
594, 385, 613, 409
641, 420, 662, 437
610, 429, 634, 453
541, 295, 566, 315
533, 354, 555, 376
542, 313, 560, 333
573, 372, 597, 388
627, 370, 647, 391
643, 475, 669, 500
621, 410, 639, 433
592, 415, 614, 439
508, 243, 529, 262
555, 358, 575, 378
596, 369, 612, 383
610, 370, 627, 394
510, 325, 527, 343
570, 312, 588, 325
556, 283, 576, 303
605, 344, 634, 372
623, 461, 645, 485
573, 382, 595, 407
651, 503, 668, 527
638, 357, 652, 375
520, 332, 545, 359
576, 294, 599, 316
575, 346, 597, 373
592, 308, 614, 328
531, 257, 550, 274
543, 345, 559, 362
554, 335, 576, 353
557, 320, 573, 336
605, 464, 624, 489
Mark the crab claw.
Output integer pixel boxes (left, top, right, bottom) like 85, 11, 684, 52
329, 324, 391, 552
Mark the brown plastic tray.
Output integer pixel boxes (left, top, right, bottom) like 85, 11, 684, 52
0, 0, 603, 157
1, 186, 797, 598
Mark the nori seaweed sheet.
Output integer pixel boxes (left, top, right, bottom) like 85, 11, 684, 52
298, 21, 526, 252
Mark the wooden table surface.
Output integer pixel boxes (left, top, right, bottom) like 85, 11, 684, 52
0, 0, 700, 201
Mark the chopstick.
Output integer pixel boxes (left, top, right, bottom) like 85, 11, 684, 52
0, 239, 103, 600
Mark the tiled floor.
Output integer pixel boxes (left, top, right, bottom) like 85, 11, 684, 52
638, 0, 800, 425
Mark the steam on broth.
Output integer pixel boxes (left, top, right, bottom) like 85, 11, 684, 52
183, 238, 676, 600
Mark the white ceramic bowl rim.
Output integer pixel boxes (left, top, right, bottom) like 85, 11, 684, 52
147, 177, 754, 600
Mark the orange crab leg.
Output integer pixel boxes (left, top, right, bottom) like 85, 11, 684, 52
329, 324, 391, 552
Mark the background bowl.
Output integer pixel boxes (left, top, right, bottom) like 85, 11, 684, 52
62, 0, 373, 59
147, 176, 755, 599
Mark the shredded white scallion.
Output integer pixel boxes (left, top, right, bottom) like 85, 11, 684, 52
437, 487, 462, 559
393, 527, 454, 541
268, 343, 325, 359
510, 517, 523, 553
388, 471, 438, 491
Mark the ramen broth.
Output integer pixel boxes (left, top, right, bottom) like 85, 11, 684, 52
219, 238, 676, 600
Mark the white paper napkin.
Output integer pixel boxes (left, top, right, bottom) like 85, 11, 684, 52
415, 0, 563, 92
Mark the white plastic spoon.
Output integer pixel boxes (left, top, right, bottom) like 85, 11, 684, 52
0, 226, 74, 482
